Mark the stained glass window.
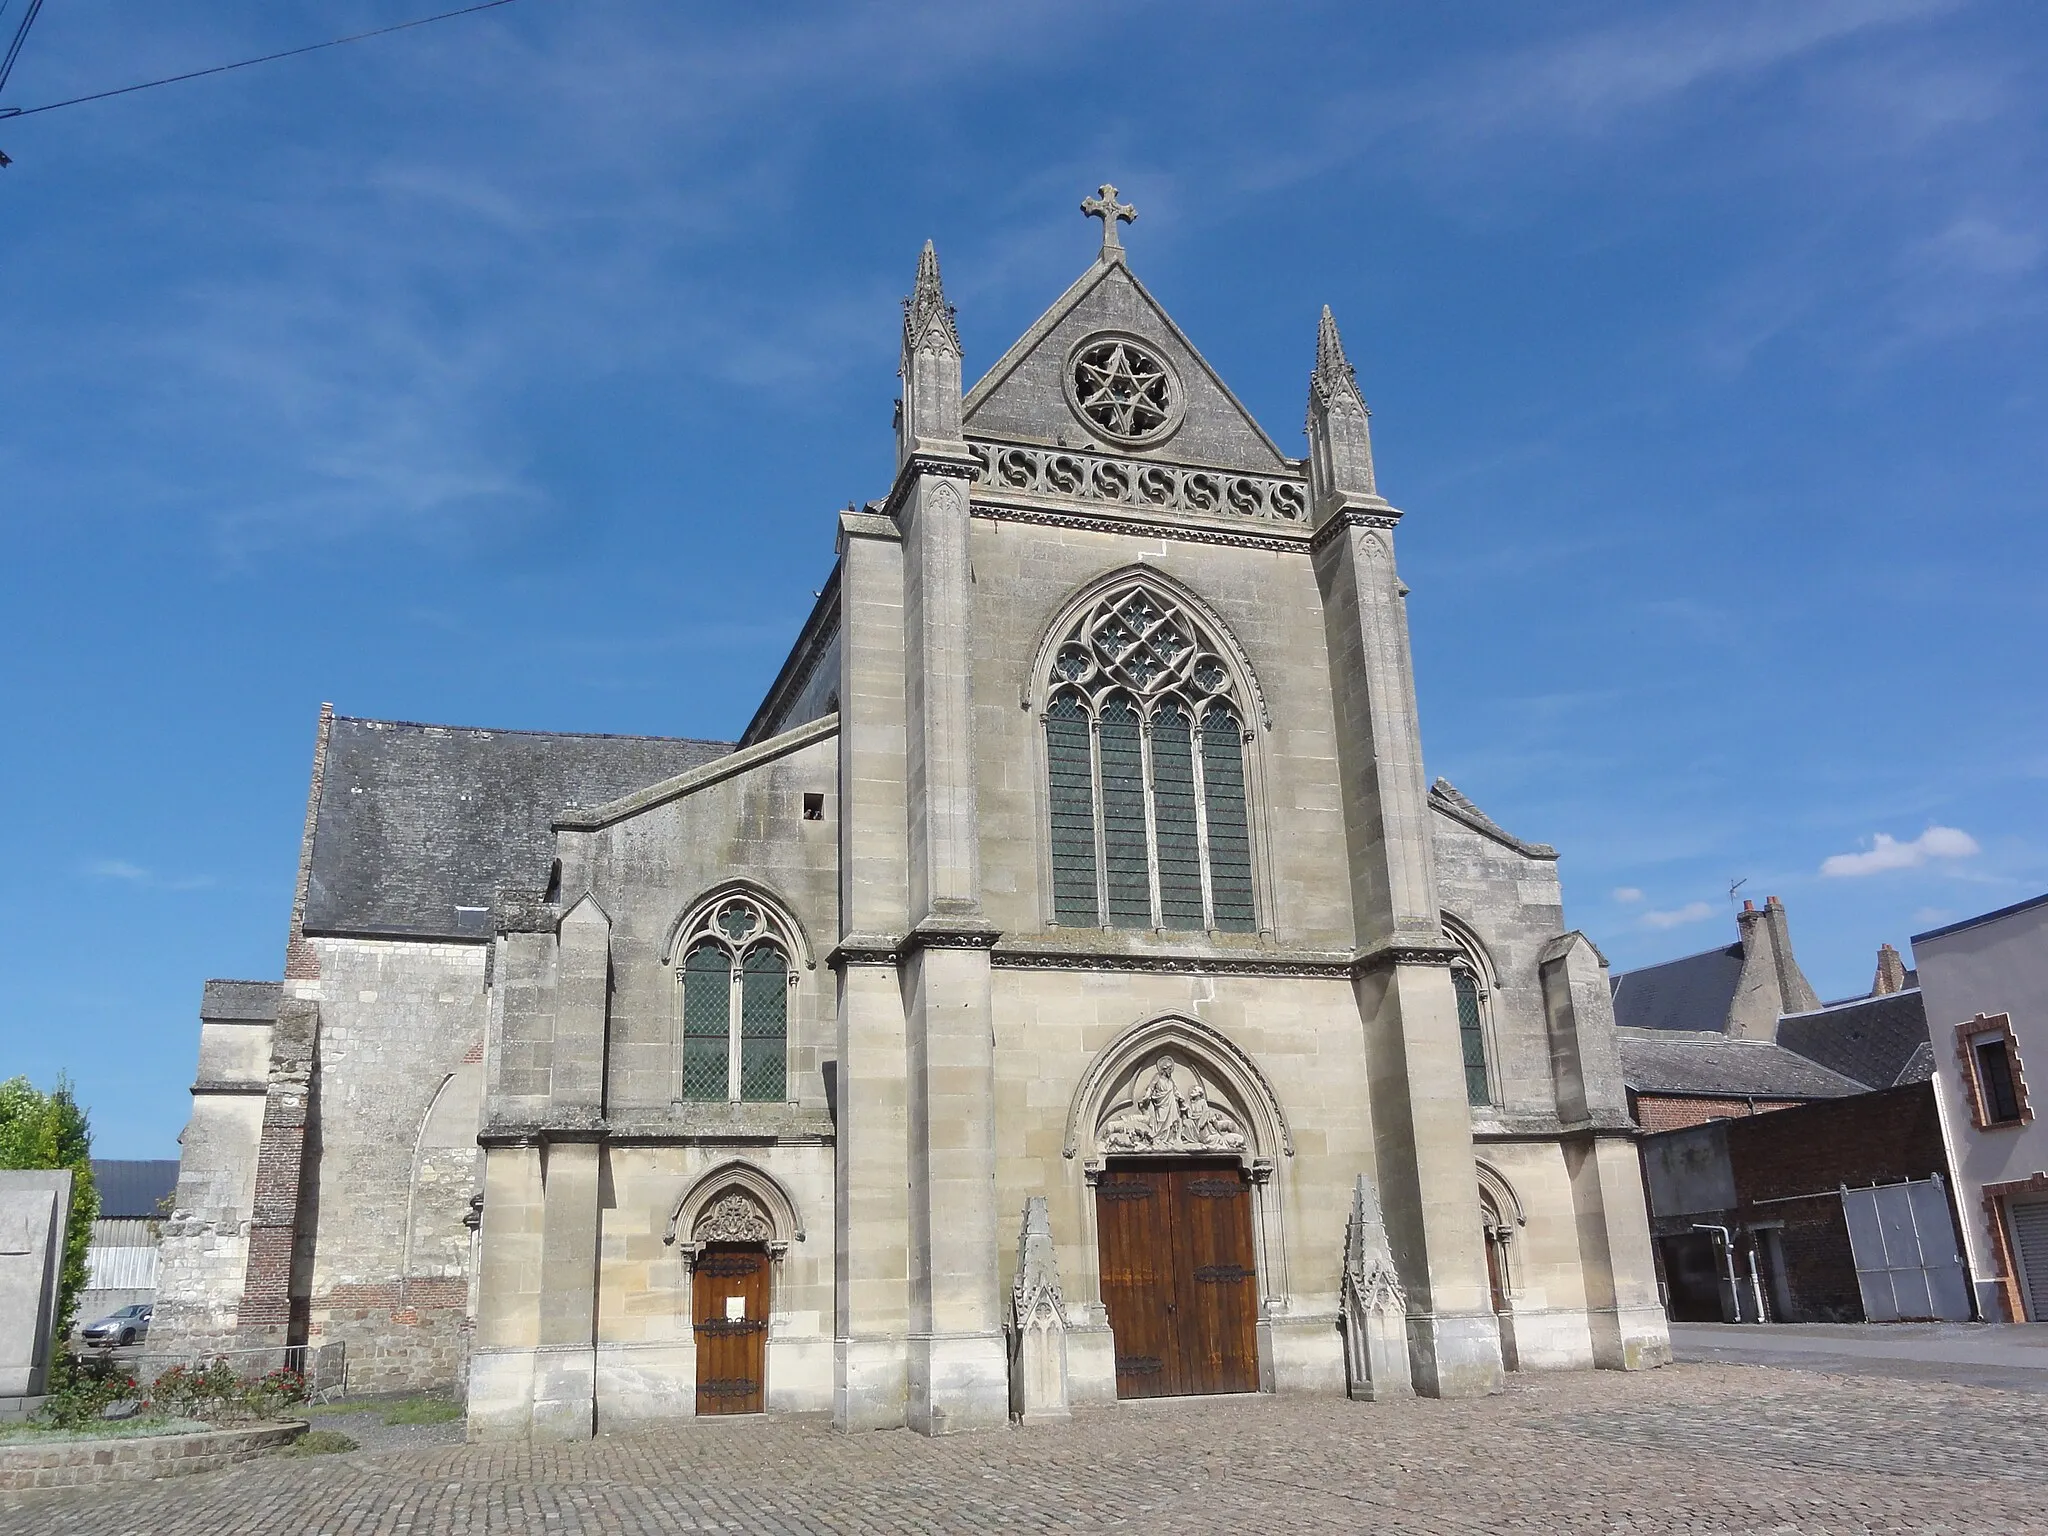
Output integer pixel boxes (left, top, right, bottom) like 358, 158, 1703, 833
1045, 690, 1099, 926
675, 898, 794, 1103
739, 943, 788, 1102
1040, 582, 1260, 933
1454, 967, 1490, 1106
681, 941, 731, 1102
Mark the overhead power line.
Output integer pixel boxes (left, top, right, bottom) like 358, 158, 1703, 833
0, 0, 520, 121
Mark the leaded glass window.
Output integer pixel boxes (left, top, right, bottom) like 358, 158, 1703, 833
1453, 966, 1491, 1107
1040, 581, 1258, 933
674, 895, 794, 1104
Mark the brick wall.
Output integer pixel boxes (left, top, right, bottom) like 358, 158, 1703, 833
1634, 1095, 1806, 1134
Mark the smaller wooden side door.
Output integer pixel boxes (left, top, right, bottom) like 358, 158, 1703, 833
693, 1244, 769, 1414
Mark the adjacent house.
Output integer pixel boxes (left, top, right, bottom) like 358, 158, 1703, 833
1914, 892, 2048, 1322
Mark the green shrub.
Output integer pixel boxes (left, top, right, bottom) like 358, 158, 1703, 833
0, 1076, 97, 1344
35, 1354, 139, 1431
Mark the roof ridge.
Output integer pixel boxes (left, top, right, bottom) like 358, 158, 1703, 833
333, 714, 735, 749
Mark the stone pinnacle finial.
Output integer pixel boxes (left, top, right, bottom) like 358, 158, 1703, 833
902, 238, 961, 356
1312, 305, 1361, 406
1081, 182, 1137, 258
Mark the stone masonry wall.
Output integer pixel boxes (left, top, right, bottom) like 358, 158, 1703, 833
297, 937, 488, 1393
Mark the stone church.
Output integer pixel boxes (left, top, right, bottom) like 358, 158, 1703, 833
155, 188, 1669, 1438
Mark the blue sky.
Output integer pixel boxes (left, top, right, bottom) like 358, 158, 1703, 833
2, 1, 2043, 1156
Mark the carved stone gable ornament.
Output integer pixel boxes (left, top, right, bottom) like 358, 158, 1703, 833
694, 1193, 774, 1248
1097, 1054, 1248, 1155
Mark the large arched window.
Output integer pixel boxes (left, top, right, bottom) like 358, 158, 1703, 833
673, 895, 792, 1103
1041, 581, 1256, 932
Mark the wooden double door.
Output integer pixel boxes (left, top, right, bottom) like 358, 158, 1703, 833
1095, 1159, 1260, 1399
692, 1244, 769, 1414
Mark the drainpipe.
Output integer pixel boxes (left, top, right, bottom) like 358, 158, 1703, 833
1745, 1239, 1768, 1324
1693, 1224, 1749, 1324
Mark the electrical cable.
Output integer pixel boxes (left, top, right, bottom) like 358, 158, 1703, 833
0, 0, 519, 120
0, 0, 49, 101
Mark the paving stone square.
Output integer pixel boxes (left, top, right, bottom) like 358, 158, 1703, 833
4, 1364, 2038, 1535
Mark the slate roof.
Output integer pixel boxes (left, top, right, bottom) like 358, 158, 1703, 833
305, 717, 731, 941
1616, 1030, 1866, 1100
200, 979, 280, 1022
1608, 942, 1745, 1034
91, 1160, 180, 1219
1776, 989, 1932, 1091
1892, 1041, 1936, 1086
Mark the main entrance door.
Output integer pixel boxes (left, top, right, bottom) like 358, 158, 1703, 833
692, 1244, 768, 1414
1095, 1159, 1259, 1398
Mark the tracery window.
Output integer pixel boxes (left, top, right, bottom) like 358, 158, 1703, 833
1043, 582, 1256, 932
675, 896, 792, 1103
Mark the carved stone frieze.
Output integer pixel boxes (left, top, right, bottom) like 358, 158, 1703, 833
1096, 1054, 1248, 1156
966, 438, 1308, 524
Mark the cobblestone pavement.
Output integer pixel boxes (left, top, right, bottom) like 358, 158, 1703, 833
5, 1363, 2038, 1535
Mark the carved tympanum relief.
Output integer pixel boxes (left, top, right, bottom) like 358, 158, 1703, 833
694, 1192, 774, 1247
1097, 1053, 1248, 1155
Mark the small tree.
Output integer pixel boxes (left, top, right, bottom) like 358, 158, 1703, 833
0, 1076, 99, 1343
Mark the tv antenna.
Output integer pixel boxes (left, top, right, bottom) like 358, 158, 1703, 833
1728, 877, 1748, 907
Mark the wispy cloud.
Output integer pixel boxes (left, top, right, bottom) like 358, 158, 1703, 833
83, 860, 214, 892
1613, 887, 1645, 904
1643, 900, 1716, 930
1820, 826, 1980, 877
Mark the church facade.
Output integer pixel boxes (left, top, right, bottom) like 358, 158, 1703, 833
155, 189, 1669, 1437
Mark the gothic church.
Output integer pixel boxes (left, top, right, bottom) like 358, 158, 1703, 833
156, 188, 1670, 1437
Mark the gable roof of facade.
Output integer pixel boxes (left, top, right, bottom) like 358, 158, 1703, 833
1616, 1030, 1867, 1100
1775, 988, 1932, 1091
305, 716, 731, 941
962, 255, 1292, 473
1608, 942, 1746, 1034
91, 1159, 180, 1220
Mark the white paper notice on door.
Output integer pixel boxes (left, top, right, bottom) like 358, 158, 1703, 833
725, 1296, 745, 1320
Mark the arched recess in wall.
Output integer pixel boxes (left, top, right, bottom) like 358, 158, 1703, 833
400, 1058, 485, 1300
1442, 911, 1501, 1108
1065, 1012, 1292, 1177
663, 1161, 806, 1270
1022, 565, 1278, 935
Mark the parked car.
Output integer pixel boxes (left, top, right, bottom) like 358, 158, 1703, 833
81, 1303, 152, 1346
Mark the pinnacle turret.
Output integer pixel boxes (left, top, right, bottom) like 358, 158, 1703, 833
897, 240, 965, 466
1305, 304, 1382, 515
902, 240, 962, 357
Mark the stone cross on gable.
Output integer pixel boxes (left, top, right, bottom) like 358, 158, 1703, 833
1081, 183, 1137, 253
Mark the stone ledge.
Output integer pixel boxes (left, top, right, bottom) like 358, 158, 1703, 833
0, 1420, 306, 1493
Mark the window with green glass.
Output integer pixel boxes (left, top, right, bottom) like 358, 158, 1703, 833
1039, 581, 1262, 933
676, 896, 792, 1103
680, 941, 731, 1102
1454, 967, 1491, 1106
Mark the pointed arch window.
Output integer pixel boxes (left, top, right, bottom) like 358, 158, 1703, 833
1041, 582, 1257, 932
674, 895, 792, 1103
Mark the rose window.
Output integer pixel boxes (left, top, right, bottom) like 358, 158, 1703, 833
1067, 335, 1181, 444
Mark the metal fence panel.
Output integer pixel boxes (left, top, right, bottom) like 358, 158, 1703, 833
1842, 1179, 1971, 1323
